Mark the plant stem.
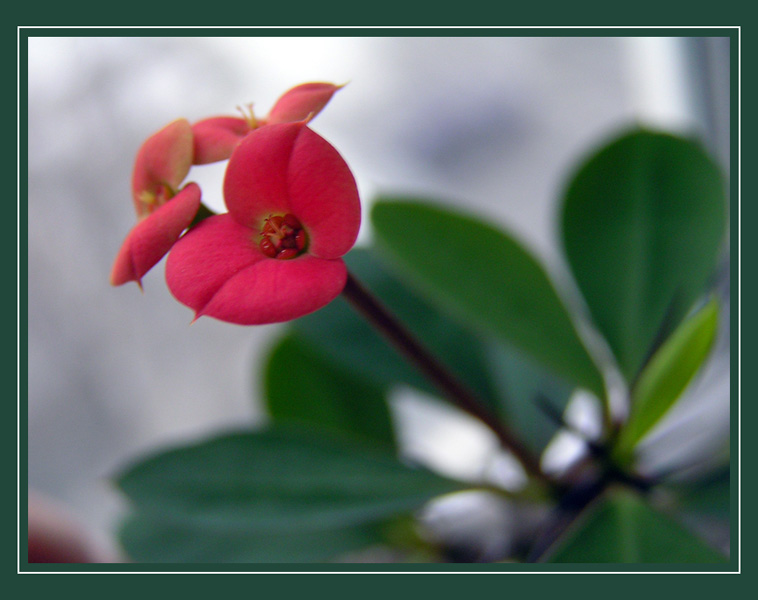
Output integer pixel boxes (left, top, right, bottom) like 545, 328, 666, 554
525, 459, 653, 562
342, 271, 544, 481
525, 469, 608, 562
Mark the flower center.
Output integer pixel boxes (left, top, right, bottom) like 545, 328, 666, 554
259, 213, 308, 260
137, 183, 175, 218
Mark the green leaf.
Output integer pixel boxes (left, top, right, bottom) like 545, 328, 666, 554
295, 247, 570, 456
544, 487, 728, 563
615, 300, 719, 461
116, 427, 463, 533
264, 332, 395, 447
671, 466, 731, 519
120, 512, 383, 563
294, 247, 502, 416
486, 342, 574, 454
561, 129, 726, 383
371, 199, 605, 399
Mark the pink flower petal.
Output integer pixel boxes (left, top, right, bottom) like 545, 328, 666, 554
223, 123, 302, 229
131, 119, 194, 217
266, 82, 342, 125
111, 183, 202, 287
287, 126, 361, 259
199, 255, 347, 325
165, 213, 266, 315
191, 116, 251, 165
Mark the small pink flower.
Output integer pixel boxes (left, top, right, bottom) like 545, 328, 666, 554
110, 119, 201, 287
130, 118, 194, 218
191, 82, 342, 165
166, 121, 360, 325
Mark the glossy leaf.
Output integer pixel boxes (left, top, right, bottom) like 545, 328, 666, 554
264, 332, 395, 447
116, 427, 463, 533
294, 247, 503, 416
615, 300, 719, 461
371, 199, 605, 399
120, 512, 383, 563
561, 129, 726, 383
544, 487, 728, 563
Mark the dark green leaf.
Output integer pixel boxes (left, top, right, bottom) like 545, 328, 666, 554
615, 300, 719, 462
544, 487, 728, 563
264, 332, 395, 447
486, 342, 574, 454
294, 247, 503, 416
371, 199, 605, 399
116, 427, 463, 533
670, 466, 731, 519
561, 129, 726, 382
120, 512, 383, 563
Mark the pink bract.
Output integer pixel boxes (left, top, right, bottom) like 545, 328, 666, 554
111, 183, 202, 287
191, 82, 342, 165
166, 122, 361, 325
112, 118, 201, 287
266, 82, 344, 125
131, 118, 194, 219
191, 116, 252, 165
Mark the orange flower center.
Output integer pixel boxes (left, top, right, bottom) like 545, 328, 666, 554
259, 213, 308, 260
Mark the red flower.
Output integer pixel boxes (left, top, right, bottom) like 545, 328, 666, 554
110, 119, 201, 287
165, 121, 360, 325
191, 82, 342, 165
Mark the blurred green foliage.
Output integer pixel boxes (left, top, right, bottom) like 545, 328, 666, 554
116, 127, 729, 565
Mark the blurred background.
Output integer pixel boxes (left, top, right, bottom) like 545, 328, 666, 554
26, 35, 731, 561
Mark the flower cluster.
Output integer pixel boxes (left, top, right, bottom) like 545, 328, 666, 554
111, 83, 361, 325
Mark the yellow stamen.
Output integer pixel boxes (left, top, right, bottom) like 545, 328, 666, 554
236, 103, 258, 130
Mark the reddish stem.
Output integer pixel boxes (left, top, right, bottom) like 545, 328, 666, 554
342, 271, 543, 481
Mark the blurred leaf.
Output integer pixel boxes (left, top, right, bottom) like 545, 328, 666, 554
615, 300, 719, 461
486, 342, 574, 454
120, 512, 384, 563
116, 427, 463, 533
264, 332, 395, 447
295, 247, 571, 457
371, 199, 605, 399
544, 487, 728, 563
561, 129, 726, 383
294, 247, 502, 416
670, 466, 730, 520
